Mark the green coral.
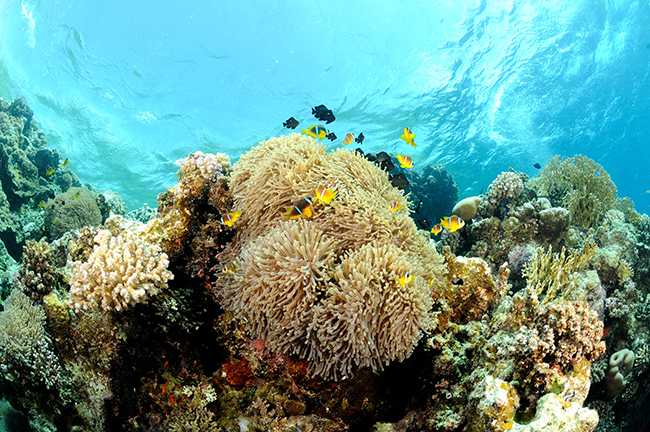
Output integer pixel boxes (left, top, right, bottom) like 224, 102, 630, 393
529, 155, 619, 229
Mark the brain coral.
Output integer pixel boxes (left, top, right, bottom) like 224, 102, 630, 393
69, 228, 174, 312
219, 133, 445, 380
44, 187, 103, 239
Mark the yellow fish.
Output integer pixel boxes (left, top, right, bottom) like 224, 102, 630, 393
440, 215, 465, 233
400, 127, 416, 147
301, 125, 327, 141
388, 202, 403, 212
222, 263, 239, 274
396, 154, 414, 168
430, 224, 442, 236
73, 191, 81, 199
282, 197, 313, 219
342, 133, 355, 145
46, 165, 55, 176
315, 186, 336, 204
61, 158, 69, 167
220, 210, 242, 227
398, 271, 412, 287
38, 200, 46, 208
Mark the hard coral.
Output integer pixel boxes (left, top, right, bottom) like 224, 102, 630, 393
487, 171, 525, 204
0, 289, 61, 389
522, 237, 597, 303
219, 133, 445, 380
405, 163, 459, 228
14, 239, 63, 302
438, 247, 510, 326
68, 228, 174, 312
157, 151, 233, 271
44, 187, 103, 240
489, 290, 605, 388
453, 196, 482, 221
529, 155, 618, 229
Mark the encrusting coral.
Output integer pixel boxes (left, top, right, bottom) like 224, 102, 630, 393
68, 227, 174, 312
218, 133, 445, 380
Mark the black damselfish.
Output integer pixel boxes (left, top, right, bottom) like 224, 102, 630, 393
283, 117, 299, 129
312, 105, 335, 124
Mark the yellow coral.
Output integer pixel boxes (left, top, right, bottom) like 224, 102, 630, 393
523, 238, 597, 303
42, 292, 70, 338
69, 228, 174, 312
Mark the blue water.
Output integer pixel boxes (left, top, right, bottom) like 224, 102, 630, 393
1, 0, 649, 212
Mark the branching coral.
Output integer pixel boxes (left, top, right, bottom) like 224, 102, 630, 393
0, 289, 61, 389
68, 228, 174, 312
522, 237, 597, 303
528, 155, 618, 229
219, 133, 445, 380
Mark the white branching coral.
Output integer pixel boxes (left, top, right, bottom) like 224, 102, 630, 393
69, 229, 174, 312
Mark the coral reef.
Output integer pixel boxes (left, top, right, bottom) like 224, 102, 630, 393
0, 289, 61, 390
68, 227, 174, 312
0, 97, 85, 260
487, 171, 525, 204
522, 237, 597, 303
2, 115, 648, 432
404, 163, 459, 230
157, 150, 233, 285
592, 209, 637, 287
96, 189, 128, 220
